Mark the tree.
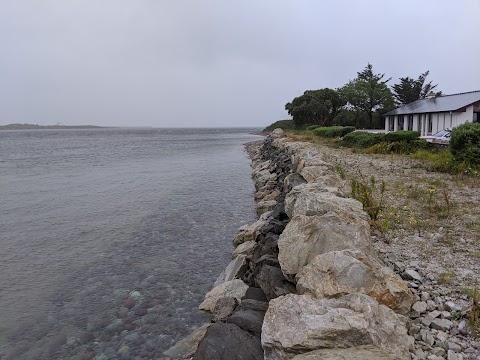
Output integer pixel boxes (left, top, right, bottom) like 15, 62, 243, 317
285, 88, 345, 128
391, 71, 441, 106
340, 64, 394, 128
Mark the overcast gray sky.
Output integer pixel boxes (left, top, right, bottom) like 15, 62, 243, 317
1, 0, 479, 127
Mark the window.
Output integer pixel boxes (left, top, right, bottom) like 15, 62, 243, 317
474, 112, 479, 123
389, 116, 394, 131
398, 115, 404, 130
418, 114, 422, 131
428, 114, 433, 134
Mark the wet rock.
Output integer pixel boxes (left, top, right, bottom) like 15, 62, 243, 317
262, 294, 409, 360
296, 250, 413, 315
225, 309, 265, 337
163, 323, 210, 359
198, 279, 248, 312
193, 323, 263, 360
256, 264, 296, 300
278, 213, 371, 282
212, 297, 238, 322
214, 255, 248, 286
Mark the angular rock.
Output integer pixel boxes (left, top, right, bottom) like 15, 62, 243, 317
214, 255, 248, 287
226, 309, 265, 337
283, 173, 307, 193
430, 318, 453, 331
199, 279, 248, 312
300, 168, 340, 187
212, 297, 238, 322
284, 183, 368, 221
256, 264, 296, 300
233, 214, 270, 246
163, 323, 210, 358
296, 250, 414, 315
238, 299, 269, 312
257, 199, 278, 217
291, 345, 408, 360
232, 241, 256, 259
193, 323, 263, 360
242, 287, 268, 302
403, 269, 423, 282
262, 294, 409, 360
278, 214, 371, 282
412, 301, 428, 314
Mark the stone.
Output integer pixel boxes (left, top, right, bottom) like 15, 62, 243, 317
233, 215, 270, 246
291, 346, 408, 360
225, 309, 265, 337
422, 310, 441, 327
283, 173, 307, 193
163, 323, 211, 358
212, 297, 238, 322
284, 183, 368, 221
262, 294, 410, 360
296, 250, 413, 315
214, 255, 248, 286
447, 350, 460, 360
238, 299, 268, 312
193, 323, 263, 360
448, 342, 462, 352
300, 167, 339, 185
445, 301, 462, 312
278, 214, 371, 282
198, 279, 249, 312
404, 269, 423, 282
412, 301, 428, 314
257, 200, 278, 217
232, 240, 256, 259
272, 128, 285, 136
256, 264, 296, 300
242, 287, 268, 302
430, 318, 453, 331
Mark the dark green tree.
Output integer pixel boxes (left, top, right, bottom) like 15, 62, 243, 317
340, 63, 395, 128
392, 71, 441, 106
285, 88, 345, 128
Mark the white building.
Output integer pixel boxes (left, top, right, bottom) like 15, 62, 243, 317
383, 90, 480, 136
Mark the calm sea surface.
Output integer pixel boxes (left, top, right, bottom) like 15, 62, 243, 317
0, 128, 261, 359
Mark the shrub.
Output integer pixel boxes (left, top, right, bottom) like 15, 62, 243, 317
342, 131, 386, 148
365, 139, 431, 154
306, 125, 321, 131
450, 122, 480, 167
263, 120, 296, 132
384, 130, 420, 143
411, 149, 456, 172
313, 126, 356, 138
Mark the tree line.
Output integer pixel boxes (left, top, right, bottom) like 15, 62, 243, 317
285, 64, 440, 129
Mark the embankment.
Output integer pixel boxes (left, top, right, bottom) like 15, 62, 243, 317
164, 129, 415, 359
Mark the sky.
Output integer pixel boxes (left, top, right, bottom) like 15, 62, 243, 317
0, 0, 479, 128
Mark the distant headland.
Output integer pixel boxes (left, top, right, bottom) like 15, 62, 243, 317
0, 123, 107, 130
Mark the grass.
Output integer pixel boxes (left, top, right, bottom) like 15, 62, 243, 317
438, 272, 455, 284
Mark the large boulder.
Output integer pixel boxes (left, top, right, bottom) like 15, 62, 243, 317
193, 323, 263, 360
285, 183, 368, 221
261, 294, 410, 360
214, 255, 248, 286
278, 214, 371, 282
291, 346, 407, 360
272, 128, 285, 137
198, 279, 249, 312
300, 167, 342, 186
232, 240, 256, 259
225, 308, 265, 337
283, 173, 307, 193
296, 250, 414, 315
163, 323, 211, 359
233, 213, 271, 246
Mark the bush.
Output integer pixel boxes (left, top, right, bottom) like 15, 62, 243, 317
313, 126, 355, 138
411, 149, 456, 172
306, 125, 321, 131
342, 131, 386, 148
384, 130, 420, 143
365, 139, 431, 154
450, 122, 480, 167
263, 120, 296, 132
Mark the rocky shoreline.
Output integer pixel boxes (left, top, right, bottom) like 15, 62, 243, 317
163, 130, 479, 360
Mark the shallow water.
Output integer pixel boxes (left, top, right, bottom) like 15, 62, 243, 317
0, 128, 261, 359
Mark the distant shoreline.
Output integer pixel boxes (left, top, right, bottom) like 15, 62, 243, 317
0, 124, 108, 130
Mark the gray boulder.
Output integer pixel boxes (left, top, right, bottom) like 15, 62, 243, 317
198, 279, 248, 312
262, 294, 409, 360
296, 250, 414, 315
290, 346, 408, 360
214, 255, 248, 286
163, 323, 211, 359
256, 264, 296, 300
212, 297, 238, 322
284, 183, 368, 221
232, 241, 256, 259
226, 309, 265, 337
278, 214, 371, 282
193, 323, 263, 360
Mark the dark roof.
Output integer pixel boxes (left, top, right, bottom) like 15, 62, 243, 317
383, 90, 480, 116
